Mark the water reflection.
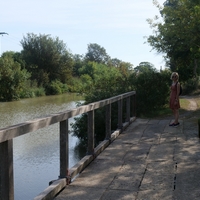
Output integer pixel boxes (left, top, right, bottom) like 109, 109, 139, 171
0, 94, 84, 200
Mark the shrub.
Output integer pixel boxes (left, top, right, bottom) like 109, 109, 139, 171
0, 55, 31, 101
182, 77, 199, 94
129, 70, 171, 116
46, 80, 68, 95
71, 63, 131, 146
67, 77, 83, 93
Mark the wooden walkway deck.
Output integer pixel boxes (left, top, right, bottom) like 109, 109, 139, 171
54, 117, 200, 200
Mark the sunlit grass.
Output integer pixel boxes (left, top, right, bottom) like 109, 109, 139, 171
195, 98, 200, 108
140, 96, 200, 118
180, 98, 190, 110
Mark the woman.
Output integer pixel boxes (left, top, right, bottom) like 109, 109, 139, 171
169, 72, 180, 126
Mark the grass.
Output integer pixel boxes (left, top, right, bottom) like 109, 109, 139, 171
139, 105, 171, 119
142, 97, 191, 119
195, 98, 200, 108
180, 98, 190, 110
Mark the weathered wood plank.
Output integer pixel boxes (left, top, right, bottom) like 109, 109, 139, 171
0, 140, 14, 200
0, 91, 135, 143
87, 110, 94, 155
0, 91, 136, 200
33, 118, 136, 200
33, 178, 66, 200
59, 120, 69, 178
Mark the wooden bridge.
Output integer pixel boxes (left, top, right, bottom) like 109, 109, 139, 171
1, 92, 200, 199
0, 91, 136, 200
53, 117, 200, 200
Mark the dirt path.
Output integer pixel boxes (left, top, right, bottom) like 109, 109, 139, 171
181, 96, 199, 110
187, 98, 198, 110
179, 96, 200, 120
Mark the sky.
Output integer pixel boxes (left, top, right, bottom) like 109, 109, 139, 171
0, 0, 166, 70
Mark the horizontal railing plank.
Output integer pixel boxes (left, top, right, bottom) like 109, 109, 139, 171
0, 91, 136, 143
33, 117, 136, 200
0, 91, 136, 200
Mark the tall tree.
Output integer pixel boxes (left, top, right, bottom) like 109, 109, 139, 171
147, 0, 200, 80
134, 62, 156, 73
21, 33, 73, 86
85, 43, 110, 64
72, 54, 85, 77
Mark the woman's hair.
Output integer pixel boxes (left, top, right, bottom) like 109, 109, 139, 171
170, 72, 179, 80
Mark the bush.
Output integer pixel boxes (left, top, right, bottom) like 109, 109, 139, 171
33, 87, 46, 97
19, 80, 46, 98
67, 77, 83, 93
182, 77, 199, 94
0, 55, 31, 101
46, 80, 68, 95
71, 63, 131, 146
129, 70, 171, 116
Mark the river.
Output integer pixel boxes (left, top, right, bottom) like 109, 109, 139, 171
0, 93, 84, 200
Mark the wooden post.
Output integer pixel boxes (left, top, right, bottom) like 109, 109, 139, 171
87, 110, 94, 155
59, 120, 69, 179
118, 98, 123, 129
0, 140, 14, 200
105, 103, 111, 140
126, 97, 130, 122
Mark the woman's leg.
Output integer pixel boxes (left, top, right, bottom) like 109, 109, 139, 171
169, 109, 175, 125
174, 109, 179, 124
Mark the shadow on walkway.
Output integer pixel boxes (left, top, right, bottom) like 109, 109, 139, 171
55, 116, 200, 200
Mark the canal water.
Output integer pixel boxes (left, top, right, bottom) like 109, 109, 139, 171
0, 93, 84, 200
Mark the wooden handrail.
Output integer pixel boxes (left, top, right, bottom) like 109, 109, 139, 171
0, 91, 136, 200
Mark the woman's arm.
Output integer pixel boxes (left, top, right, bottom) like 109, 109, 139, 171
176, 82, 180, 100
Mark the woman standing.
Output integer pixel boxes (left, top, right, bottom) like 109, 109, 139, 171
169, 72, 180, 126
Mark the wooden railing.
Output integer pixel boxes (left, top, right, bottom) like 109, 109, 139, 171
0, 91, 136, 200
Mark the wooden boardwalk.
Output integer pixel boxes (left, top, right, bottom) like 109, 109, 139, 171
54, 117, 200, 200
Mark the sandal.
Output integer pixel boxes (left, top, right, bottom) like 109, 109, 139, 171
169, 122, 180, 127
173, 122, 180, 126
169, 123, 175, 126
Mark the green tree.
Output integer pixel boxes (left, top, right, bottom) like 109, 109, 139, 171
147, 0, 200, 81
72, 54, 85, 77
21, 33, 73, 88
134, 62, 156, 73
1, 51, 26, 69
85, 43, 110, 64
108, 58, 122, 67
78, 61, 97, 80
79, 74, 93, 93
72, 62, 131, 146
0, 54, 30, 101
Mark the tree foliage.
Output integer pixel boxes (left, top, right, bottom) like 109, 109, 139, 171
0, 54, 30, 101
72, 62, 131, 146
72, 54, 85, 77
21, 33, 73, 87
129, 68, 171, 116
71, 61, 170, 146
134, 62, 156, 73
147, 0, 200, 81
85, 43, 110, 64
